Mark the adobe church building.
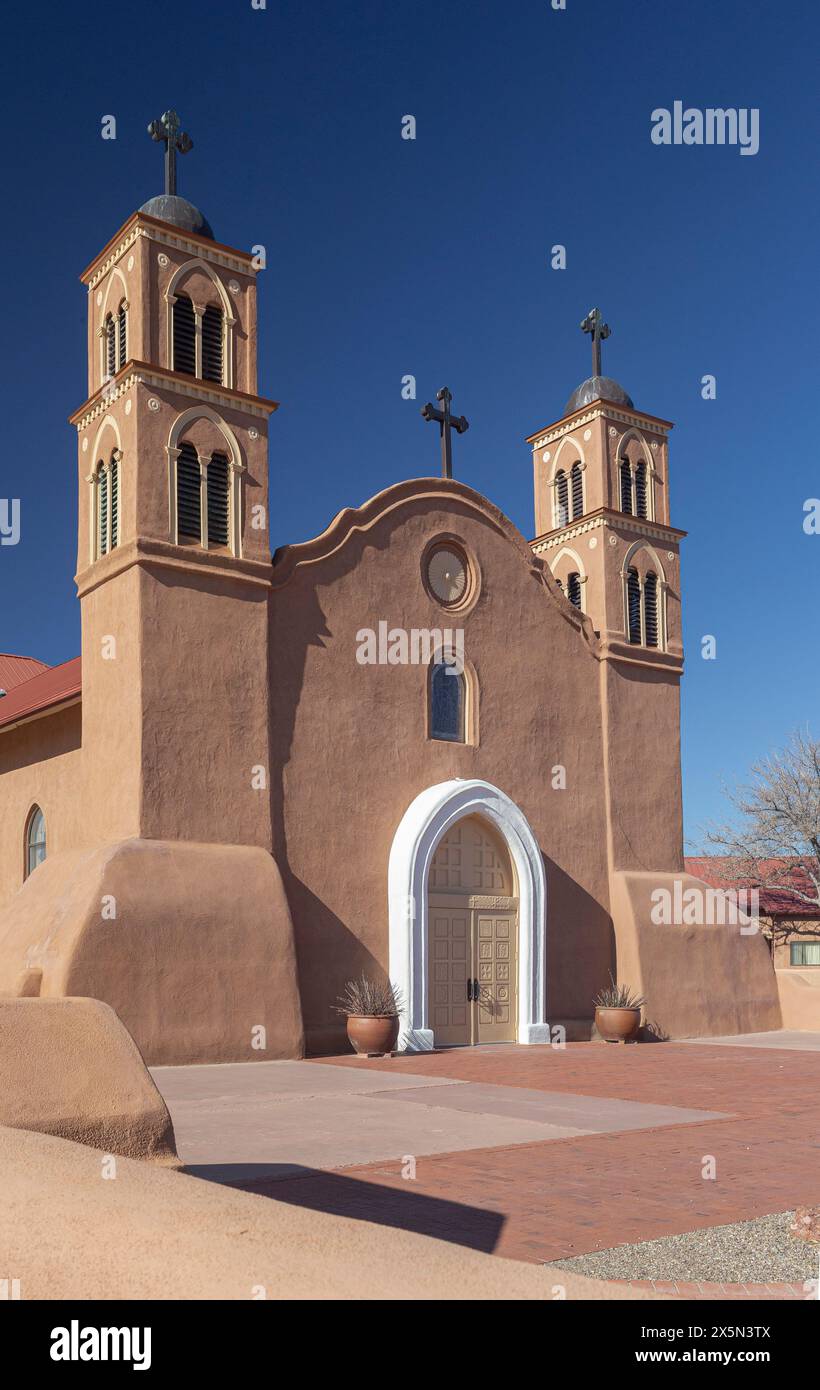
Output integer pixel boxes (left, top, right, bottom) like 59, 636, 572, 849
0, 115, 782, 1063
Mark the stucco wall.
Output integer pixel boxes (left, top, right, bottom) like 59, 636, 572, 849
611, 870, 781, 1037
270, 480, 616, 1053
0, 705, 84, 909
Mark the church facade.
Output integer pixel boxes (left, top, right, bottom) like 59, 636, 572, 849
0, 133, 780, 1062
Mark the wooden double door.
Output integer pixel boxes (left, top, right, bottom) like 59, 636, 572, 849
428, 902, 518, 1046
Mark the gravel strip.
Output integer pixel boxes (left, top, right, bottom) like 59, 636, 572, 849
548, 1211, 818, 1283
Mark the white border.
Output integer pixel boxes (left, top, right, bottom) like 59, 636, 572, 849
388, 779, 548, 1050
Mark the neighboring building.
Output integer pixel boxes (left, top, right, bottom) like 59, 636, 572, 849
686, 857, 820, 969
0, 127, 782, 1062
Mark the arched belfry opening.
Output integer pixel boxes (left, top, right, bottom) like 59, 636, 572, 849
388, 779, 548, 1051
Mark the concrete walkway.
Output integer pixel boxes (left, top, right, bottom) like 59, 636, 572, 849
152, 1055, 722, 1182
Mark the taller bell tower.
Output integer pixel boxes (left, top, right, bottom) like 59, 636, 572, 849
70, 111, 279, 849
527, 311, 687, 872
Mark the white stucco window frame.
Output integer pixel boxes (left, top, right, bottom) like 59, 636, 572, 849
388, 778, 548, 1051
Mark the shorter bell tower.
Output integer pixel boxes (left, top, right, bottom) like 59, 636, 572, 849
527, 310, 687, 873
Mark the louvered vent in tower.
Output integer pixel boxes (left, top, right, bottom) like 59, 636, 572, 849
177, 442, 201, 540
105, 315, 116, 379
117, 303, 127, 370
110, 456, 119, 549
173, 295, 196, 376
98, 466, 109, 556
567, 572, 582, 610
207, 452, 230, 547
644, 571, 658, 647
620, 459, 633, 514
554, 470, 569, 528
570, 462, 583, 520
635, 461, 648, 519
627, 567, 641, 643
202, 305, 223, 384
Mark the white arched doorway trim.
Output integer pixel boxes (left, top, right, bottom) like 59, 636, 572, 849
388, 778, 548, 1051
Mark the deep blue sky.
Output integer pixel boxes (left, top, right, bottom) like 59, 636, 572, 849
1, 0, 816, 840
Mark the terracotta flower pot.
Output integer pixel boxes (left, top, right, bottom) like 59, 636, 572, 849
346, 1014, 400, 1056
595, 1006, 641, 1043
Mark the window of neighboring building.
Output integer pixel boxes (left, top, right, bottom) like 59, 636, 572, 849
790, 941, 820, 966
430, 660, 465, 742
25, 806, 46, 878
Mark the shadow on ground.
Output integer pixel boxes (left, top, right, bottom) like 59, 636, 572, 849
185, 1163, 505, 1254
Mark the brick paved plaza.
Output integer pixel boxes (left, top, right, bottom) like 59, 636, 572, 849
153, 1032, 820, 1301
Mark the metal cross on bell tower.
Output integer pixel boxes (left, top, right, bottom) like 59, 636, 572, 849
421, 387, 469, 480
580, 307, 611, 378
147, 110, 193, 197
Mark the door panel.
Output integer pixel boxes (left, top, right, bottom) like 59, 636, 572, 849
428, 907, 517, 1046
429, 909, 472, 1045
475, 913, 517, 1043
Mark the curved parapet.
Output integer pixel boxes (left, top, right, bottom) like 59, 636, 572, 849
0, 839, 304, 1065
610, 869, 781, 1038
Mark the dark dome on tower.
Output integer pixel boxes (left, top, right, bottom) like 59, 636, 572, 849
139, 193, 214, 240
565, 374, 634, 415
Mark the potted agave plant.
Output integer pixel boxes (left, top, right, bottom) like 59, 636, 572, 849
593, 975, 646, 1043
334, 975, 404, 1057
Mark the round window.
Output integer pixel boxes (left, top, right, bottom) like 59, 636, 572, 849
426, 545, 469, 607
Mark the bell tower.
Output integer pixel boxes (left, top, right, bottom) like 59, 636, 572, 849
527, 311, 687, 872
70, 111, 279, 850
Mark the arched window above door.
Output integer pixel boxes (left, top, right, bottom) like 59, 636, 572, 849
429, 660, 465, 743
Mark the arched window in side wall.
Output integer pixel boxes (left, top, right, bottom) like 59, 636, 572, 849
567, 572, 582, 610
173, 294, 197, 376
104, 313, 116, 379
627, 567, 642, 643
25, 806, 46, 878
554, 470, 569, 528
430, 660, 465, 743
202, 304, 224, 384
635, 460, 648, 519
644, 571, 659, 647
620, 459, 633, 514
570, 462, 584, 520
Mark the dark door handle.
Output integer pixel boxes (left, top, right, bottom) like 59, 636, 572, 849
473, 977, 480, 1000
467, 978, 473, 1002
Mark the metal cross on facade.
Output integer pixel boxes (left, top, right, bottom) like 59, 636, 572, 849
147, 110, 193, 197
580, 307, 611, 377
421, 387, 469, 480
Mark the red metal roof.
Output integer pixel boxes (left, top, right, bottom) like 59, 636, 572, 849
0, 653, 50, 693
0, 657, 81, 731
685, 856, 818, 918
